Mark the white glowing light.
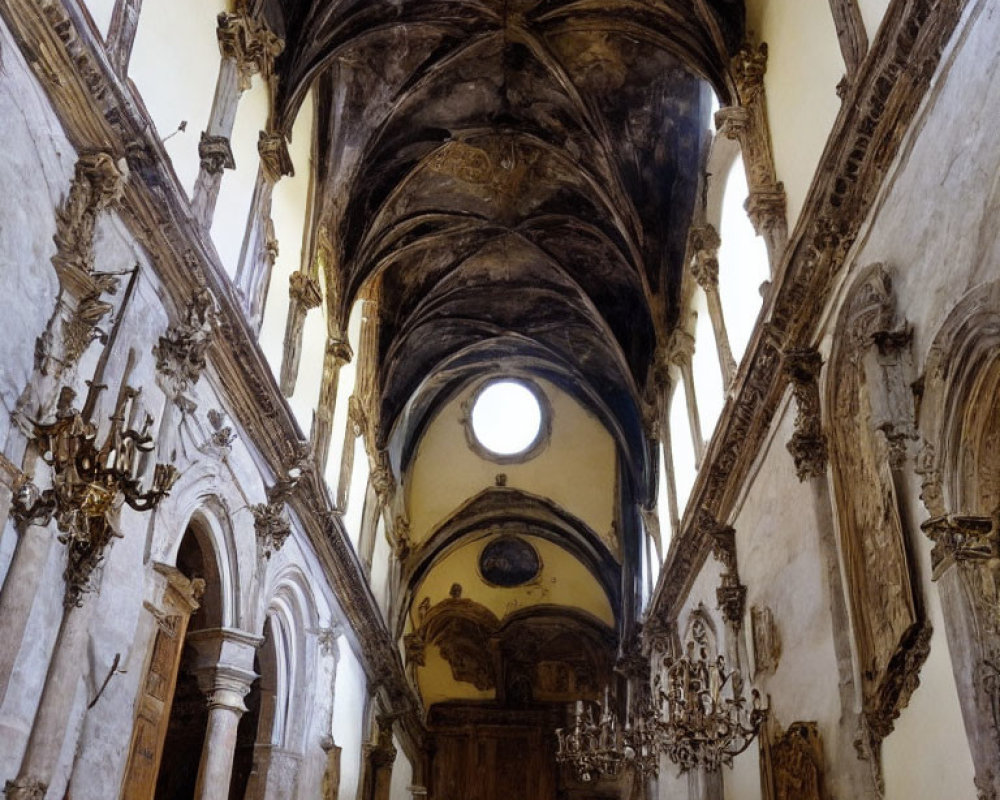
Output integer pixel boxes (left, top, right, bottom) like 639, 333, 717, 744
471, 380, 543, 457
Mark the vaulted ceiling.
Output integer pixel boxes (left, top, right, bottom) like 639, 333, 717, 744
261, 0, 746, 708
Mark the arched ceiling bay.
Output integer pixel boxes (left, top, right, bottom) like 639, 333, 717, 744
264, 0, 741, 497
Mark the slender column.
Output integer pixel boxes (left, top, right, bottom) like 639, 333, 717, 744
716, 44, 787, 269
783, 348, 879, 799
652, 363, 682, 537
191, 6, 283, 227
364, 716, 397, 800
6, 593, 97, 800
311, 336, 354, 472
666, 330, 704, 465
828, 0, 869, 85
188, 628, 262, 800
106, 0, 144, 75
279, 272, 324, 395
0, 516, 54, 701
689, 225, 737, 388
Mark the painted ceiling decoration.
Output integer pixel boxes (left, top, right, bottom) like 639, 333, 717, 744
257, 0, 746, 711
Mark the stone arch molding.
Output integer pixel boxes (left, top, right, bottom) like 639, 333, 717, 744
915, 279, 1000, 800
825, 263, 931, 773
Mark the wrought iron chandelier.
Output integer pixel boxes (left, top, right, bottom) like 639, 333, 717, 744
555, 688, 659, 783
15, 383, 179, 606
654, 639, 767, 773
555, 641, 767, 780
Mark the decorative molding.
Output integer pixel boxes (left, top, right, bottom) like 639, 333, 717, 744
259, 131, 294, 183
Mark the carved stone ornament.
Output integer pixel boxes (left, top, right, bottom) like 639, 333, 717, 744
770, 721, 825, 800
784, 348, 828, 481
689, 224, 721, 290
252, 501, 292, 559
216, 0, 284, 91
153, 288, 217, 398
259, 131, 295, 183
732, 42, 768, 105
3, 776, 47, 800
288, 271, 323, 309
198, 132, 236, 176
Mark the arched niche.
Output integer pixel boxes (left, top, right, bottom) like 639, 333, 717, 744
916, 279, 1000, 798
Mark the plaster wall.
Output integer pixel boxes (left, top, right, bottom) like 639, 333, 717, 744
407, 378, 617, 553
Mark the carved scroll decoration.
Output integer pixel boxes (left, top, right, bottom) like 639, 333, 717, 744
827, 266, 929, 768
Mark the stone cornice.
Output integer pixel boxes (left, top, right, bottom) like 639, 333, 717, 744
0, 0, 425, 749
648, 0, 970, 621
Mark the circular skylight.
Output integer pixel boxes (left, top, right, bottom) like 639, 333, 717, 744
470, 380, 544, 458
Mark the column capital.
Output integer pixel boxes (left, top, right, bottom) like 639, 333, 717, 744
326, 336, 354, 366
153, 287, 217, 398
187, 628, 262, 712
920, 513, 998, 576
664, 329, 696, 368
3, 777, 47, 800
783, 347, 828, 481
217, 2, 284, 91
289, 271, 323, 309
731, 41, 768, 105
259, 131, 295, 183
689, 224, 721, 291
745, 183, 787, 237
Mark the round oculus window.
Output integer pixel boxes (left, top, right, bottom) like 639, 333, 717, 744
470, 380, 544, 458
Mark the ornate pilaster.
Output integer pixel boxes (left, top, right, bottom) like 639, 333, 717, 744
718, 42, 787, 266
279, 271, 324, 396
783, 348, 828, 481
689, 224, 737, 387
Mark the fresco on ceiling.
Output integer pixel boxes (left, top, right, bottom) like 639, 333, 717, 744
479, 536, 541, 587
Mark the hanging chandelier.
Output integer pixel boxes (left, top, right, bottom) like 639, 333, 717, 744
654, 639, 767, 773
555, 688, 659, 783
555, 641, 767, 780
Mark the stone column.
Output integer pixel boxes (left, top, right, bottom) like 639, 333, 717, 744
0, 515, 53, 702
666, 330, 704, 466
783, 348, 879, 799
920, 512, 1000, 799
191, 6, 283, 227
689, 225, 737, 389
716, 44, 787, 269
5, 593, 97, 800
364, 716, 397, 800
311, 336, 354, 473
652, 362, 681, 537
279, 272, 324, 396
188, 628, 262, 800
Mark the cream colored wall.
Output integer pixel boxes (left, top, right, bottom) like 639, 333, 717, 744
417, 640, 496, 707
406, 378, 618, 553
210, 78, 269, 277
857, 0, 892, 40
744, 0, 843, 230
83, 0, 115, 37
129, 0, 228, 195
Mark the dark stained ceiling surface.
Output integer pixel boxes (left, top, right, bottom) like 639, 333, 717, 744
265, 0, 743, 520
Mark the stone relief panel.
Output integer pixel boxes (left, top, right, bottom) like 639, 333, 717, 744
827, 266, 929, 764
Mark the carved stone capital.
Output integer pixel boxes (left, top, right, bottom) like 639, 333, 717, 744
259, 131, 294, 183
914, 440, 946, 518
4, 777, 47, 800
665, 329, 696, 367
921, 513, 998, 576
709, 524, 737, 574
745, 183, 787, 236
217, 2, 284, 91
689, 224, 721, 291
289, 272, 322, 310
732, 42, 768, 105
403, 631, 426, 667
198, 132, 235, 176
714, 105, 749, 141
784, 348, 828, 481
326, 336, 354, 366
